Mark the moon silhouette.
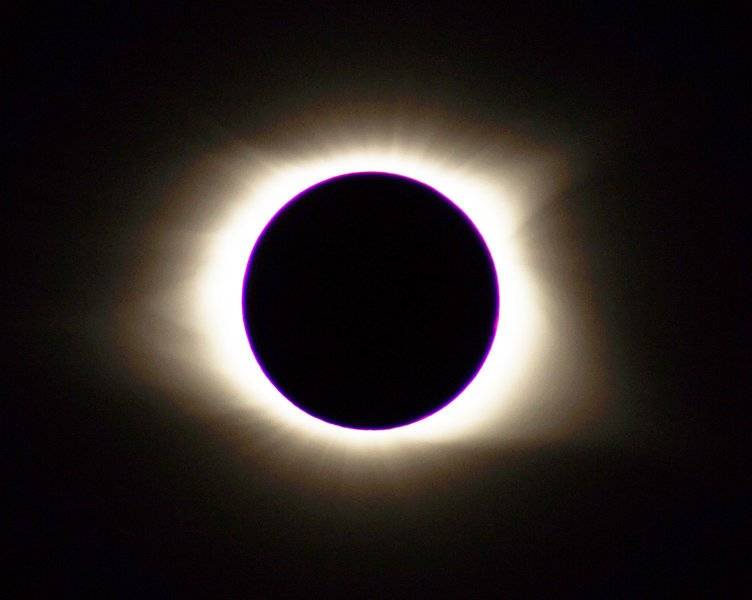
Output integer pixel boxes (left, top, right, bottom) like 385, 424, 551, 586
242, 172, 498, 429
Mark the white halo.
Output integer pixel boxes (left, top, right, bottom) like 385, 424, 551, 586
190, 147, 547, 449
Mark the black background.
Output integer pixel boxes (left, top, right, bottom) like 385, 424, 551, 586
7, 3, 745, 596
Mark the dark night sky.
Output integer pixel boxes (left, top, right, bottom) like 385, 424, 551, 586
7, 4, 745, 596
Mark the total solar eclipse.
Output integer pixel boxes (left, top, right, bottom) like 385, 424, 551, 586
242, 172, 498, 430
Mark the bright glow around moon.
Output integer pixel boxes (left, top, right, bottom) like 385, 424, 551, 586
118, 110, 602, 474
192, 145, 547, 449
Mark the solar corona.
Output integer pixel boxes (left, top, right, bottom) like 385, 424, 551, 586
158, 140, 549, 451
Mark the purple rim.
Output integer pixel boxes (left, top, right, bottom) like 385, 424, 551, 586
240, 171, 500, 431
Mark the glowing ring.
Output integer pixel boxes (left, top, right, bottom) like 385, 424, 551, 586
193, 148, 544, 449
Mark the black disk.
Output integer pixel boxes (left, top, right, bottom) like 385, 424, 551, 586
242, 172, 498, 429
